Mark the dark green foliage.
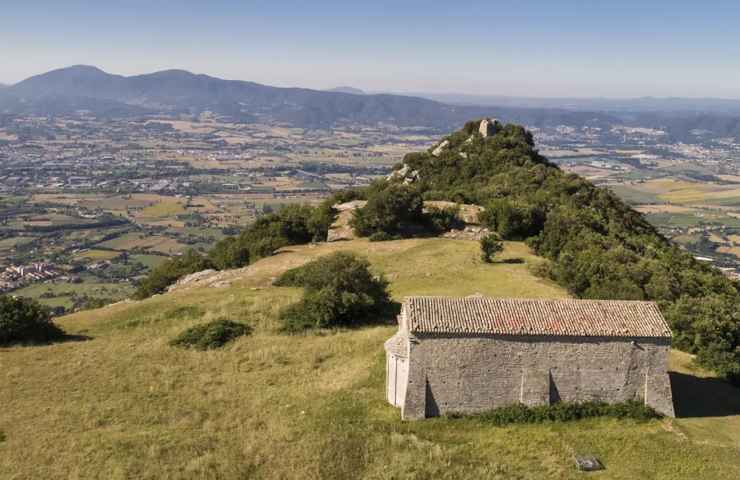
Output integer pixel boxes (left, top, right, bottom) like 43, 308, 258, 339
208, 236, 249, 270
0, 431, 5, 443
207, 203, 336, 270
0, 295, 64, 345
468, 401, 661, 426
664, 294, 740, 384
134, 250, 213, 299
275, 252, 391, 331
425, 206, 462, 233
170, 319, 251, 350
351, 184, 424, 237
480, 199, 544, 239
480, 234, 504, 263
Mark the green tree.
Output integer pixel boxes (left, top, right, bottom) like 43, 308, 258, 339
480, 234, 504, 263
0, 296, 64, 345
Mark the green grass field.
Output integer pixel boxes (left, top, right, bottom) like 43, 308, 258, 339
12, 281, 134, 310
130, 253, 169, 269
1, 239, 738, 479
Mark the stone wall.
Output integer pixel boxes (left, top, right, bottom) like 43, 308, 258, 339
400, 334, 674, 420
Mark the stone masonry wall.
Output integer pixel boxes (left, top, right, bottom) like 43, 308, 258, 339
401, 334, 674, 420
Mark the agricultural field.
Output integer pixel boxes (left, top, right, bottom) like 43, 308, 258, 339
2, 239, 738, 479
12, 279, 134, 310
607, 176, 740, 271
73, 249, 121, 261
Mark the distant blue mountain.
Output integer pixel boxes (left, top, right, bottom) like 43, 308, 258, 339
327, 86, 366, 95
4, 66, 740, 140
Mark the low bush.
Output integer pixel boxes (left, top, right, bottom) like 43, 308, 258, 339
170, 319, 251, 350
275, 252, 391, 331
464, 401, 660, 426
0, 295, 65, 345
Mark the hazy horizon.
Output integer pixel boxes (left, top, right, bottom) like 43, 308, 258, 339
4, 1, 740, 98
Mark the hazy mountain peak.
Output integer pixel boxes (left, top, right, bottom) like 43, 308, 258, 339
327, 86, 365, 95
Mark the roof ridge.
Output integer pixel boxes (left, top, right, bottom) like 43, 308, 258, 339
402, 296, 671, 338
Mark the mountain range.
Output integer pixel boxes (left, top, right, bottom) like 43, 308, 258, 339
4, 65, 740, 140
0, 65, 479, 128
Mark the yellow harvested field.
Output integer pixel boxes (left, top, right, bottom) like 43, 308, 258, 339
718, 246, 740, 258
73, 249, 120, 261
139, 198, 186, 218
98, 233, 186, 254
634, 204, 697, 214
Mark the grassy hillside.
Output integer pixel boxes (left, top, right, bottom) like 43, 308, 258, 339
2, 239, 739, 479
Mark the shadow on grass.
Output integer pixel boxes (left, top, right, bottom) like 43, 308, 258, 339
669, 371, 740, 418
0, 333, 93, 349
498, 258, 525, 264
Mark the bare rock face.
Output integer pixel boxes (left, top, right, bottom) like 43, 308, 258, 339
431, 139, 450, 157
386, 163, 420, 184
441, 225, 492, 241
167, 269, 218, 292
479, 118, 500, 137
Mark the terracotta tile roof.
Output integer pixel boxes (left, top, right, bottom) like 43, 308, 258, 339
404, 296, 671, 338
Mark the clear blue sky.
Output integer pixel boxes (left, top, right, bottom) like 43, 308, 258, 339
3, 0, 740, 98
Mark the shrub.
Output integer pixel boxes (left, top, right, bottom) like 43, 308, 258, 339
469, 401, 660, 426
0, 295, 65, 345
480, 234, 504, 263
134, 250, 214, 299
170, 319, 251, 350
351, 184, 424, 237
275, 252, 391, 331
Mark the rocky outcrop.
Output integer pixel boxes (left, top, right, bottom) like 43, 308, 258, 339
167, 269, 217, 292
441, 225, 491, 241
387, 163, 420, 185
431, 139, 449, 157
479, 118, 501, 137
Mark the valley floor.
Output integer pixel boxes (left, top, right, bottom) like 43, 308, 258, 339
1, 239, 739, 479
